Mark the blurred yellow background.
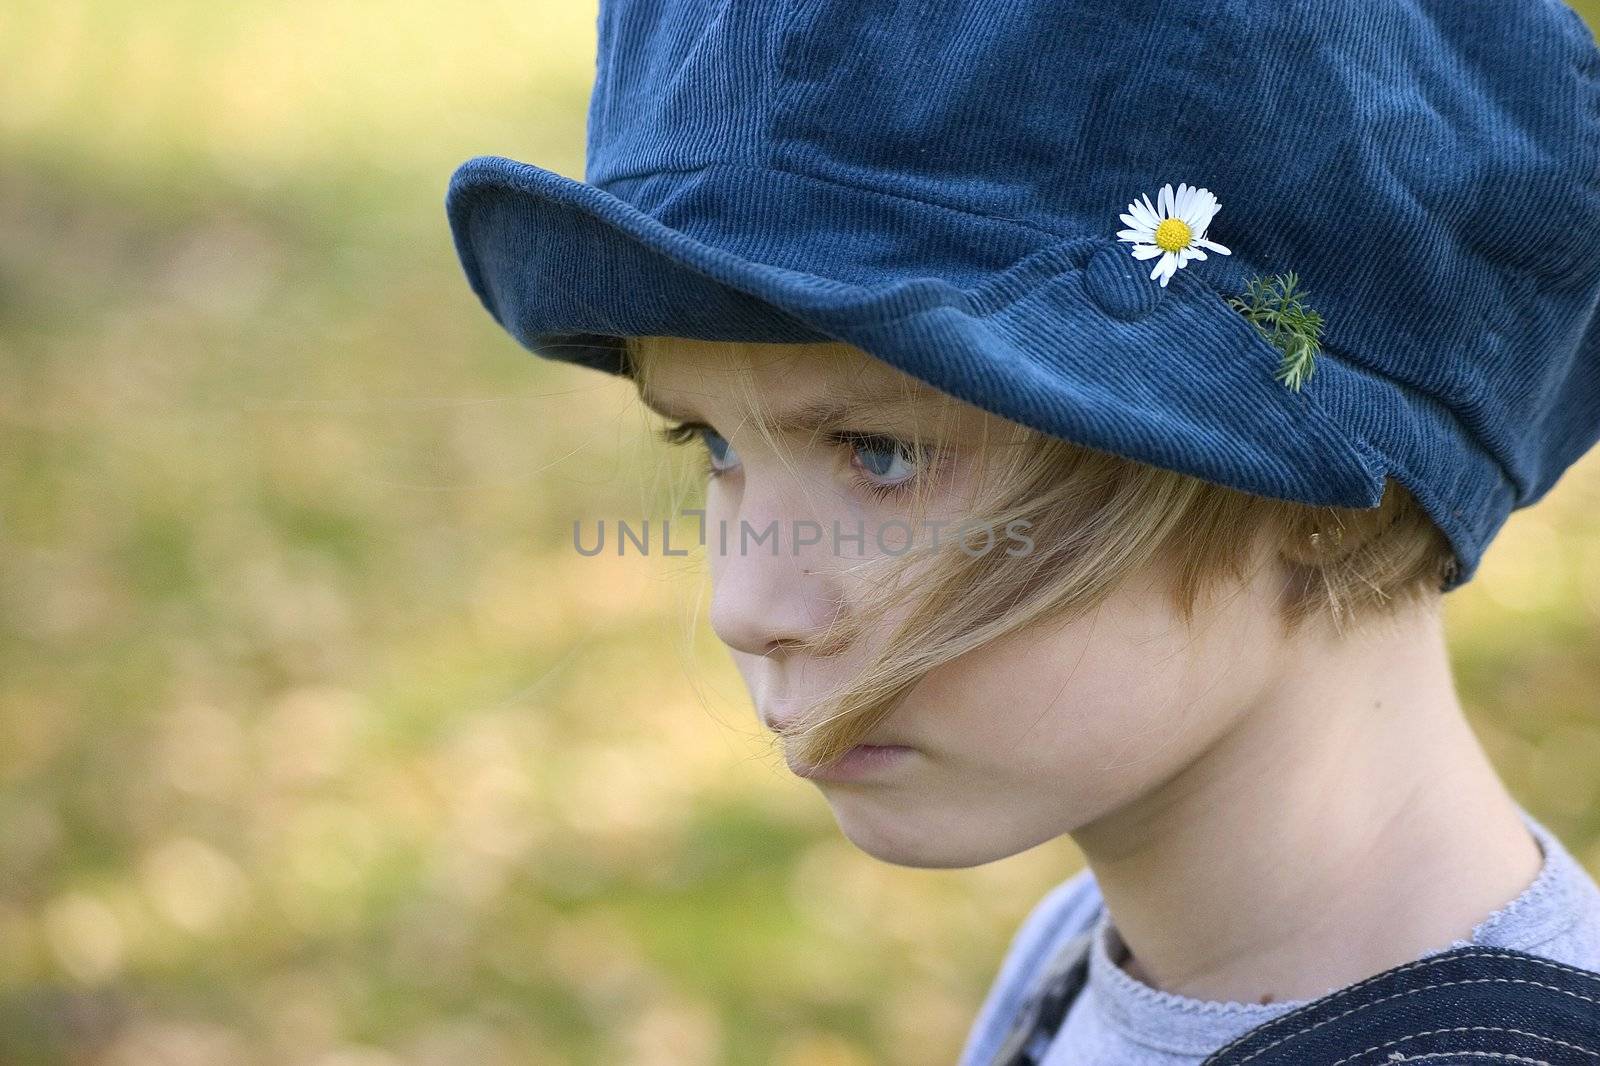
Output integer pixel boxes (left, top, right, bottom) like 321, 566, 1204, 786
2, 3, 1599, 1064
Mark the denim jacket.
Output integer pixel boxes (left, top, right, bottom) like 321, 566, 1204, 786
985, 926, 1600, 1065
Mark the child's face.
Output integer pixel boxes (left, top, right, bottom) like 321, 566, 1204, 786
638, 338, 1297, 869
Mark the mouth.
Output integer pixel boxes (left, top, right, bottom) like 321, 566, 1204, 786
786, 744, 916, 782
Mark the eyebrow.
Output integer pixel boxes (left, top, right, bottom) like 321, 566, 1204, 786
636, 382, 933, 435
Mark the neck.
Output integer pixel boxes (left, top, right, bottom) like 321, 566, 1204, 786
1070, 599, 1541, 1004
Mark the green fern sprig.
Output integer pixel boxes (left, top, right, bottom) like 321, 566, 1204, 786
1225, 271, 1324, 392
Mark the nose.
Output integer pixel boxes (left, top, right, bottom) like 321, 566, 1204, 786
709, 550, 840, 660
706, 491, 844, 661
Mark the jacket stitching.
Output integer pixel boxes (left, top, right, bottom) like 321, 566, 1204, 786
1386, 1053, 1551, 1064
1226, 974, 1600, 1064
1208, 950, 1600, 1060
1329, 1025, 1597, 1065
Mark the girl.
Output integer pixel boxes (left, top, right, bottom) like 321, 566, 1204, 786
445, 0, 1600, 1059
625, 332, 1600, 1064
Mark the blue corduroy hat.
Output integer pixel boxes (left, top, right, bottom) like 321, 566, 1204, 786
445, 0, 1600, 591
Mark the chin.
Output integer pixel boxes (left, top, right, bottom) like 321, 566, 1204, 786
825, 801, 1026, 869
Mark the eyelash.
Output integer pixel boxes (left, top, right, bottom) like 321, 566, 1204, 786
655, 420, 927, 501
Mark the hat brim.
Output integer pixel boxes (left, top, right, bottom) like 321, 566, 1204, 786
446, 154, 1387, 510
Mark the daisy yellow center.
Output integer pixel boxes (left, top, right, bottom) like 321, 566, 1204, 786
1154, 217, 1192, 252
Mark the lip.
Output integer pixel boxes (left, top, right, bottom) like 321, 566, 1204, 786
787, 744, 915, 782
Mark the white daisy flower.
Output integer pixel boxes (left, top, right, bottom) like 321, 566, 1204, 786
1116, 182, 1232, 287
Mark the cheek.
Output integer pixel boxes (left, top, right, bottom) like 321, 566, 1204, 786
902, 597, 1258, 819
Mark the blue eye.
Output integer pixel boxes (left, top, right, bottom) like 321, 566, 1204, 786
850, 435, 915, 483
833, 431, 924, 499
656, 420, 739, 475
655, 420, 928, 500
700, 427, 736, 471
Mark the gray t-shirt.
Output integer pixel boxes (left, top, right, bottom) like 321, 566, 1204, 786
957, 807, 1600, 1066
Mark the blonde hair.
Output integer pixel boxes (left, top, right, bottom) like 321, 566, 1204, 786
626, 336, 1459, 770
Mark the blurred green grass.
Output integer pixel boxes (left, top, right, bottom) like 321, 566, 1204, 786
1, 2, 1598, 1063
